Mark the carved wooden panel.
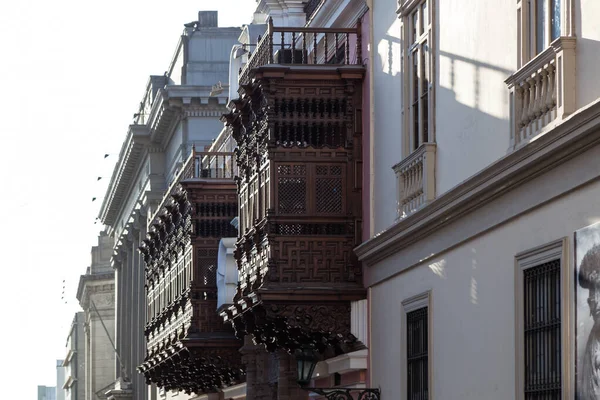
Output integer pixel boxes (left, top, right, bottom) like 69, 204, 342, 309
222, 66, 365, 355
139, 179, 242, 392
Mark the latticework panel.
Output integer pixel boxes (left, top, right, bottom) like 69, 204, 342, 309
195, 248, 218, 289
268, 238, 358, 284
277, 165, 307, 214
316, 165, 343, 214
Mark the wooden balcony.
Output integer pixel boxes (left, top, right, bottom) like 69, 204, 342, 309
137, 150, 243, 394
239, 17, 363, 87
221, 25, 366, 357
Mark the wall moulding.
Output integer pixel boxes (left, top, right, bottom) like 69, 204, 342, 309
356, 99, 600, 282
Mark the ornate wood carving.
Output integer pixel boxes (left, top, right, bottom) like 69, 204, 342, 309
138, 172, 243, 393
222, 64, 366, 356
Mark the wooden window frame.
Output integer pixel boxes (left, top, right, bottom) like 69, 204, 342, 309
516, 0, 574, 67
399, 0, 435, 157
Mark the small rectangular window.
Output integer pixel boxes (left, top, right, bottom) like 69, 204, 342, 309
407, 307, 428, 400
523, 259, 561, 400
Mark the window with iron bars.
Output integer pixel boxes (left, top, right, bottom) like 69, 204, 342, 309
523, 259, 561, 400
407, 306, 428, 400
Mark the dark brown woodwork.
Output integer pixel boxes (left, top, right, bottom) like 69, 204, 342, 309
222, 22, 366, 358
137, 151, 244, 394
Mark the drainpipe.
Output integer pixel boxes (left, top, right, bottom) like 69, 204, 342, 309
367, 0, 375, 239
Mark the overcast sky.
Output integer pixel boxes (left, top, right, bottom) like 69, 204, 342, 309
0, 1, 256, 397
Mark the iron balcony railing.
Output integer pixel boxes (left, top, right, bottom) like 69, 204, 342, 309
181, 149, 237, 181
239, 17, 363, 86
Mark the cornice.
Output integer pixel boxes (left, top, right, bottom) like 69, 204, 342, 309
98, 125, 150, 226
356, 99, 600, 270
76, 271, 115, 303
307, 0, 367, 28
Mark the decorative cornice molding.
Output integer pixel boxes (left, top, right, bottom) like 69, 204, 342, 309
356, 99, 600, 276
307, 0, 367, 29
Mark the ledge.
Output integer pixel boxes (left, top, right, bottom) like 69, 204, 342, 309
356, 98, 600, 277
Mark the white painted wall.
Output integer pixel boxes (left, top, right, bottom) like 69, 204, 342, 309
369, 0, 600, 234
369, 144, 600, 399
435, 0, 515, 195
371, 0, 402, 234
576, 0, 600, 110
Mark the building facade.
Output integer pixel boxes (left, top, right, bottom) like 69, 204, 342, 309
133, 1, 373, 399
356, 0, 600, 399
38, 386, 57, 400
77, 232, 117, 400
63, 312, 86, 400
57, 360, 66, 400
97, 10, 241, 400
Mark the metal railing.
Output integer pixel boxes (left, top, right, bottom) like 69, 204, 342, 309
182, 149, 237, 180
239, 17, 362, 85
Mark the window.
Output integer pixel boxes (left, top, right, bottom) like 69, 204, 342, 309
523, 260, 561, 399
401, 0, 433, 154
407, 307, 428, 400
515, 239, 568, 400
517, 0, 569, 65
530, 0, 561, 56
402, 291, 431, 400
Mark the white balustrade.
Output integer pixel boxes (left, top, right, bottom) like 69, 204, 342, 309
393, 143, 436, 219
506, 37, 576, 150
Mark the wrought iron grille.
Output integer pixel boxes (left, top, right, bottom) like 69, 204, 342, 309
407, 307, 428, 400
523, 259, 561, 399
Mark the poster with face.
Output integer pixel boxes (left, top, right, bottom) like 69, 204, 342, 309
576, 221, 600, 399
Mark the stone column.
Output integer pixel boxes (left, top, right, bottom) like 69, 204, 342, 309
123, 235, 133, 380
240, 335, 259, 400
277, 351, 306, 400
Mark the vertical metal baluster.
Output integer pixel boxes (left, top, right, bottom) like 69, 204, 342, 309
268, 17, 274, 64
345, 33, 350, 65
281, 31, 285, 63
356, 19, 362, 64
324, 32, 328, 62
291, 31, 296, 63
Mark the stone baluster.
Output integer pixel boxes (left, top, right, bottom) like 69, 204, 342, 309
533, 72, 543, 118
546, 62, 555, 110
527, 77, 536, 122
520, 81, 530, 127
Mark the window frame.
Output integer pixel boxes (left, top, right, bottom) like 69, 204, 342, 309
401, 290, 433, 400
399, 0, 435, 158
517, 0, 574, 67
514, 237, 572, 400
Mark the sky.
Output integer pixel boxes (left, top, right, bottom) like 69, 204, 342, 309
0, 1, 256, 397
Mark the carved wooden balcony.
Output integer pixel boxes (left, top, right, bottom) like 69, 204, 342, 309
222, 23, 366, 358
137, 150, 243, 394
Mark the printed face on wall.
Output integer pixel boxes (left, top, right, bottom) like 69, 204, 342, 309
575, 222, 600, 399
